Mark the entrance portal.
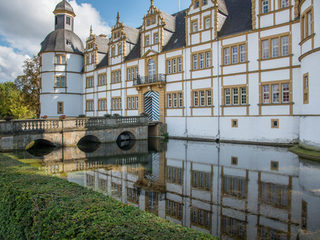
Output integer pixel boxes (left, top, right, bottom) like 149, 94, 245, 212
144, 91, 159, 121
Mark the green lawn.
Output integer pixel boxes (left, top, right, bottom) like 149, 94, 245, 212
0, 153, 215, 240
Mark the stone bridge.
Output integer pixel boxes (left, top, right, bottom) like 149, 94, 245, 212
0, 116, 149, 151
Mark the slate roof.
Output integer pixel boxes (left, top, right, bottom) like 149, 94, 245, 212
162, 10, 186, 52
124, 26, 140, 44
218, 0, 252, 37
40, 29, 84, 54
125, 35, 141, 62
96, 35, 109, 53
160, 11, 176, 32
54, 0, 74, 15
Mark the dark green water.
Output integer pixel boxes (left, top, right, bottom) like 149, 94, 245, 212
15, 139, 320, 239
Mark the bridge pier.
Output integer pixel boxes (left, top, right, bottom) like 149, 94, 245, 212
0, 116, 148, 152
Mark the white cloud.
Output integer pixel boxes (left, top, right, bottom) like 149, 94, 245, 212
0, 47, 29, 83
0, 0, 111, 82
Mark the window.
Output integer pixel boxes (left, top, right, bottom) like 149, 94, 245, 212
261, 0, 269, 14
270, 161, 279, 170
86, 100, 94, 112
261, 35, 290, 59
91, 53, 95, 64
167, 57, 182, 74
191, 207, 211, 229
204, 16, 210, 29
261, 82, 290, 104
223, 86, 247, 106
127, 66, 138, 81
261, 40, 269, 59
55, 55, 66, 65
301, 9, 314, 40
192, 89, 212, 107
148, 59, 156, 80
280, 0, 289, 8
167, 167, 183, 184
259, 226, 288, 240
127, 188, 140, 204
152, 17, 156, 24
224, 48, 230, 65
231, 46, 238, 64
86, 55, 90, 65
154, 33, 159, 44
127, 96, 138, 110
57, 102, 64, 114
55, 75, 66, 88
167, 200, 183, 220
118, 44, 122, 55
191, 21, 198, 33
192, 51, 211, 70
66, 16, 71, 25
86, 76, 94, 88
271, 119, 279, 128
203, 0, 208, 5
111, 97, 122, 110
167, 92, 183, 108
111, 70, 121, 83
260, 182, 289, 208
221, 215, 246, 239
232, 119, 238, 128
195, 0, 200, 8
98, 73, 107, 86
98, 98, 107, 111
303, 73, 309, 104
111, 182, 122, 198
271, 38, 279, 58
223, 175, 247, 198
223, 44, 246, 65
111, 47, 115, 57
145, 36, 150, 46
231, 156, 238, 165
192, 170, 211, 190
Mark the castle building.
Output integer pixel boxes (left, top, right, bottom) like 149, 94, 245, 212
39, 0, 320, 149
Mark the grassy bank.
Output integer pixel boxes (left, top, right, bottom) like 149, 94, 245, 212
0, 153, 214, 240
290, 146, 320, 162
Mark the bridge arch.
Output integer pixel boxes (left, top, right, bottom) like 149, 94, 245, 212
116, 131, 136, 150
25, 139, 56, 156
77, 135, 101, 153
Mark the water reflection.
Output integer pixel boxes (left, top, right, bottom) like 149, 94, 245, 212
20, 139, 320, 239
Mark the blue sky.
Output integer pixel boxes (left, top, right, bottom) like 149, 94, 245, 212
77, 0, 190, 28
0, 0, 190, 83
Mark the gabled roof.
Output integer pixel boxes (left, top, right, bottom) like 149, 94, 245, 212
124, 26, 140, 44
125, 35, 141, 62
96, 35, 109, 54
160, 11, 176, 32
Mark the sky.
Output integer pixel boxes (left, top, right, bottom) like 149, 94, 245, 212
0, 0, 190, 83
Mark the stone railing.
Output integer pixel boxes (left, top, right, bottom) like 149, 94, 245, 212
0, 116, 148, 135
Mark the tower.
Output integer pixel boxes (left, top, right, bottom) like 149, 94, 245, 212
39, 0, 84, 118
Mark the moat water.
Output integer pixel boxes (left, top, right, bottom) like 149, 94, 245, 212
15, 139, 320, 239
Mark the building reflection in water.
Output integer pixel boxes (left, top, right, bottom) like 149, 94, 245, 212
27, 139, 320, 239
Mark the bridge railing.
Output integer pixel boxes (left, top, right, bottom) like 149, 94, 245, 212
0, 116, 148, 134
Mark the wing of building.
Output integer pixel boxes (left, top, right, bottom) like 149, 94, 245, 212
39, 0, 320, 149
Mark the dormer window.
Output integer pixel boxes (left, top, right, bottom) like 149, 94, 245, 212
154, 33, 159, 44
147, 19, 151, 26
145, 36, 150, 46
195, 0, 200, 8
118, 44, 122, 55
280, 0, 289, 8
261, 0, 269, 14
203, 0, 207, 5
191, 21, 198, 33
152, 17, 156, 24
66, 17, 70, 25
112, 47, 115, 57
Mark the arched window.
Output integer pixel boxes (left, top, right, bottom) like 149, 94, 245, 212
148, 59, 155, 81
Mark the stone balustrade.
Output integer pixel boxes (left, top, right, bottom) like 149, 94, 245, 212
0, 116, 149, 135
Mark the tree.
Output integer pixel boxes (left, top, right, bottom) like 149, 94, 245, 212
15, 56, 41, 117
0, 82, 36, 119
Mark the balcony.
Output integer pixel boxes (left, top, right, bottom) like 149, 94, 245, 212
133, 74, 166, 86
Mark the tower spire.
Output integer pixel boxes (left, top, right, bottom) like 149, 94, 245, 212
151, 0, 154, 7
90, 25, 92, 35
117, 12, 120, 24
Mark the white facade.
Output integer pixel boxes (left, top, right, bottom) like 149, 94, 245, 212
40, 0, 320, 149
